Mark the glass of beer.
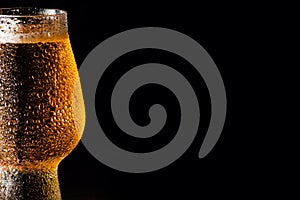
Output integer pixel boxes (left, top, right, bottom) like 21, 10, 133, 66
0, 7, 85, 199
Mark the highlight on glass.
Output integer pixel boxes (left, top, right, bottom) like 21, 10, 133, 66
0, 7, 85, 200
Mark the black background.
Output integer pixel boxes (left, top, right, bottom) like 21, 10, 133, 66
0, 1, 290, 200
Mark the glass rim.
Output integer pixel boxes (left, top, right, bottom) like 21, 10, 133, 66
0, 7, 68, 43
0, 7, 67, 18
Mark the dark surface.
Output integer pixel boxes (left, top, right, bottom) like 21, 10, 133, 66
0, 1, 289, 200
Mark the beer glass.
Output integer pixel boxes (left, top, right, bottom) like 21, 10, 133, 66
0, 7, 85, 199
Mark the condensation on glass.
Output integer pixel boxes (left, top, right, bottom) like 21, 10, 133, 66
0, 7, 85, 200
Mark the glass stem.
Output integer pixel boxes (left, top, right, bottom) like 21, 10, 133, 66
0, 166, 61, 200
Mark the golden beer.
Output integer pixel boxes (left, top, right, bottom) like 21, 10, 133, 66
0, 7, 85, 199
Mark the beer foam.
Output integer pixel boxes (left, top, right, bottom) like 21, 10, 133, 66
0, 7, 68, 43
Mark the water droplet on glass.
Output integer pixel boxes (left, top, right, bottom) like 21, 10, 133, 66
33, 51, 39, 57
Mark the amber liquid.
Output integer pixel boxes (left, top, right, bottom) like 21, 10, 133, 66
0, 37, 85, 199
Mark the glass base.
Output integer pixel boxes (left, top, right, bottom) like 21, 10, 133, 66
0, 166, 61, 200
